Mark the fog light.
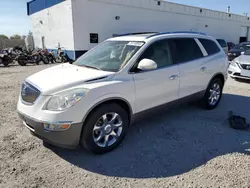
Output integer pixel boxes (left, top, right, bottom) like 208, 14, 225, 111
43, 123, 71, 131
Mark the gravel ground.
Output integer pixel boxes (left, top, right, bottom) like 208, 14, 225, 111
1, 63, 250, 188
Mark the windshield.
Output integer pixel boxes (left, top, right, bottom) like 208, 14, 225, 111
74, 41, 144, 72
233, 43, 250, 50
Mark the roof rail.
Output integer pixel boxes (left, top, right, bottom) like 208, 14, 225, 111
113, 32, 158, 37
147, 31, 207, 38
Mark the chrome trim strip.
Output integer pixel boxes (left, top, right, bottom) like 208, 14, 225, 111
23, 121, 35, 132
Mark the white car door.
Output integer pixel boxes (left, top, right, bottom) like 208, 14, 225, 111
131, 39, 179, 113
169, 38, 211, 98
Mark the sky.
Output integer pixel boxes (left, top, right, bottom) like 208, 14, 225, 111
0, 0, 31, 37
0, 0, 250, 37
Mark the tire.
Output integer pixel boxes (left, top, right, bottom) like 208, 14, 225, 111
62, 56, 67, 63
2, 56, 12, 67
18, 60, 27, 66
2, 61, 9, 67
81, 103, 129, 154
42, 56, 49, 64
50, 57, 55, 64
201, 78, 223, 110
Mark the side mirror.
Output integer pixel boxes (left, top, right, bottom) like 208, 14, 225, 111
137, 59, 157, 71
241, 52, 245, 55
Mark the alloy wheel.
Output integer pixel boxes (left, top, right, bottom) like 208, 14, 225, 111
92, 112, 123, 148
208, 83, 221, 106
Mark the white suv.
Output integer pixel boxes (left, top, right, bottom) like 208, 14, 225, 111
17, 32, 228, 154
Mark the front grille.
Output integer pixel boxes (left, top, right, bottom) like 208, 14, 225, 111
241, 64, 250, 70
21, 82, 41, 104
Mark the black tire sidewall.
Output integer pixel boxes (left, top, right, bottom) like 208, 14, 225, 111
18, 60, 26, 66
203, 78, 223, 110
2, 56, 11, 66
62, 56, 67, 63
3, 62, 9, 66
2, 60, 9, 66
42, 56, 49, 64
81, 103, 129, 154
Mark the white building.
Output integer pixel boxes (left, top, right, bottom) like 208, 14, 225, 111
27, 0, 250, 60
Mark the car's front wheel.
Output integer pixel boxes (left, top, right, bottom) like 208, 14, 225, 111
81, 103, 129, 154
202, 78, 223, 110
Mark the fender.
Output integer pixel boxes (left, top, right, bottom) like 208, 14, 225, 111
81, 96, 134, 125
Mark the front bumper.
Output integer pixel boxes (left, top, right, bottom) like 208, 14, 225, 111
18, 111, 83, 149
228, 64, 250, 80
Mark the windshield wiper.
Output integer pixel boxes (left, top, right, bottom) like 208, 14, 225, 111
81, 65, 101, 70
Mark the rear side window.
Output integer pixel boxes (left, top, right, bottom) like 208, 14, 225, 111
169, 38, 203, 64
199, 39, 220, 55
216, 39, 227, 47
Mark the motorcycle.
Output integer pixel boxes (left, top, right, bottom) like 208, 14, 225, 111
52, 47, 73, 63
40, 49, 56, 64
16, 48, 49, 66
0, 49, 14, 67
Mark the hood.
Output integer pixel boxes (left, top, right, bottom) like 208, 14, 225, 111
236, 55, 250, 65
26, 63, 115, 94
229, 49, 244, 53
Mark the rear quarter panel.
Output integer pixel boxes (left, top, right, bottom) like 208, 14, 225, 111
204, 52, 228, 87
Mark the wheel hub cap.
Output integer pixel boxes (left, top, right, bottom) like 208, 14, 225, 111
104, 125, 112, 134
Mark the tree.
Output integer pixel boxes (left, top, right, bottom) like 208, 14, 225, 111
0, 35, 9, 40
10, 34, 21, 40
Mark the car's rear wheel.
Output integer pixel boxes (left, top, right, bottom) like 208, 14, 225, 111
202, 78, 223, 110
81, 103, 129, 154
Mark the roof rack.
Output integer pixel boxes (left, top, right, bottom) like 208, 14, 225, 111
147, 31, 207, 38
113, 32, 158, 37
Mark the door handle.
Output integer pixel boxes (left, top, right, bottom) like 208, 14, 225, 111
200, 67, 207, 72
169, 75, 178, 80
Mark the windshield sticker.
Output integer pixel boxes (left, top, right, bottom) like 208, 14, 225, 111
127, 42, 144, 47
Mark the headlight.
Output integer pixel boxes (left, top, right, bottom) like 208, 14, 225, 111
46, 88, 89, 111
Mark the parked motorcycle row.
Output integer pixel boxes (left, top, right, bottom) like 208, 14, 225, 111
0, 46, 72, 67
